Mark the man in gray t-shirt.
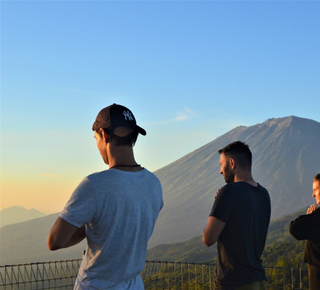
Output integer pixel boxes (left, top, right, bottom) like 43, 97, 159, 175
202, 141, 271, 290
47, 104, 163, 289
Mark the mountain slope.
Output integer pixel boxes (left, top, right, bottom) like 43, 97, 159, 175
149, 116, 320, 247
0, 214, 86, 265
0, 206, 46, 227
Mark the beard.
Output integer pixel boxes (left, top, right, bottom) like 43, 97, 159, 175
223, 161, 235, 184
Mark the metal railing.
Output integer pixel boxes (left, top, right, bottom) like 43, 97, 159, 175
0, 260, 309, 289
142, 261, 216, 289
0, 260, 81, 289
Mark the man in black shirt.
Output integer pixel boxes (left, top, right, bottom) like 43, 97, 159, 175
290, 173, 320, 290
203, 141, 271, 289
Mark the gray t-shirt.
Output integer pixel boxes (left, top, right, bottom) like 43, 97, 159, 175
210, 182, 271, 289
60, 168, 163, 289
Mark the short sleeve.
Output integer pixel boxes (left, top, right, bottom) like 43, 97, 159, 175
59, 177, 96, 228
209, 185, 233, 223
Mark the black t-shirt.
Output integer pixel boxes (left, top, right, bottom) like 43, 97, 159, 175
290, 207, 320, 267
210, 182, 271, 289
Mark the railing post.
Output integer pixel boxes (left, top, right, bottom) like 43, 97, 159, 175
188, 263, 190, 289
180, 263, 183, 289
173, 263, 177, 285
194, 263, 196, 290
291, 267, 294, 290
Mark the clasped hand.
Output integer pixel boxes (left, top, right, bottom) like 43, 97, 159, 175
307, 204, 317, 214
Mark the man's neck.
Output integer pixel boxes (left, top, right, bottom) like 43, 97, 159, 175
234, 173, 257, 187
107, 144, 141, 171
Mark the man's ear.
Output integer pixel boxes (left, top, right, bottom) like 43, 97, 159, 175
100, 129, 109, 143
229, 158, 236, 169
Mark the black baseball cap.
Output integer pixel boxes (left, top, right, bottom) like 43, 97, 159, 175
92, 103, 146, 136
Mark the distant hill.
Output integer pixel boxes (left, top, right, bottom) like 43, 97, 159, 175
149, 116, 320, 247
147, 207, 308, 268
0, 206, 46, 227
0, 213, 86, 265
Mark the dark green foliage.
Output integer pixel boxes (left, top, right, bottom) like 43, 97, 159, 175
147, 236, 217, 263
262, 240, 306, 268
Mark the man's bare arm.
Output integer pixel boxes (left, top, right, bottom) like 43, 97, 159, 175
47, 217, 86, 251
202, 216, 226, 247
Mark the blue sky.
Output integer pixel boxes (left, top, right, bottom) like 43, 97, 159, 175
1, 1, 319, 213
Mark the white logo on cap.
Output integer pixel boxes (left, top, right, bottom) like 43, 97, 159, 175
123, 111, 134, 121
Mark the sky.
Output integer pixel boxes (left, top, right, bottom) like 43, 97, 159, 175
1, 1, 319, 214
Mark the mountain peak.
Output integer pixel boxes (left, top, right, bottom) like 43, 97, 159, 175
262, 115, 317, 128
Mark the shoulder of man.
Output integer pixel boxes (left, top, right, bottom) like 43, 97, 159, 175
86, 169, 109, 179
221, 182, 247, 191
219, 183, 242, 196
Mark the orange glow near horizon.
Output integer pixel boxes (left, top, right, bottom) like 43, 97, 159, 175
1, 176, 80, 214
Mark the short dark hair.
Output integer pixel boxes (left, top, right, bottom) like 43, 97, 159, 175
218, 141, 252, 170
96, 128, 139, 147
314, 174, 320, 183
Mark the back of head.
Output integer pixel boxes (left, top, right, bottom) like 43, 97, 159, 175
218, 141, 252, 170
92, 103, 146, 147
314, 173, 320, 183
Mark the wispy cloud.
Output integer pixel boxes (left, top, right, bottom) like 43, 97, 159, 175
148, 107, 198, 126
174, 107, 197, 122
